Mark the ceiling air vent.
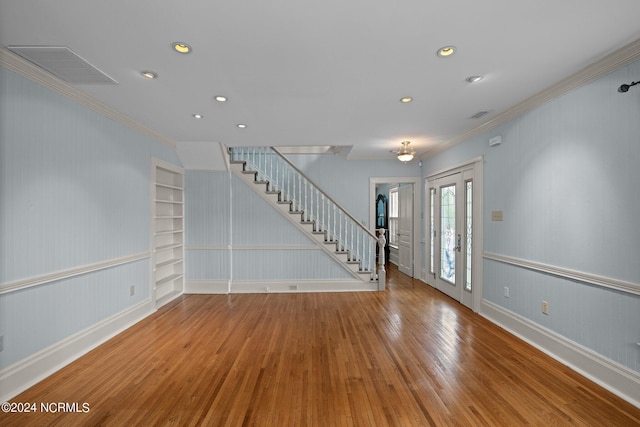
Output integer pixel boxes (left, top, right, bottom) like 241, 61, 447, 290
470, 110, 490, 119
8, 46, 117, 84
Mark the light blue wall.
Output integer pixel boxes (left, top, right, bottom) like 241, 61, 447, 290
422, 59, 640, 373
0, 66, 180, 368
287, 154, 422, 226
184, 171, 355, 281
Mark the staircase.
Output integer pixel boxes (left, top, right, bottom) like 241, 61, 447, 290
228, 147, 383, 286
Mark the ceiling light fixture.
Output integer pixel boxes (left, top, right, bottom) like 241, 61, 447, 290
437, 46, 456, 57
400, 96, 413, 103
466, 75, 483, 83
237, 123, 247, 128
214, 95, 228, 102
397, 141, 416, 163
192, 114, 203, 119
172, 42, 192, 54
140, 71, 158, 79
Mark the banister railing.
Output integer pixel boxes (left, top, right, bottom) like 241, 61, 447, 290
229, 146, 377, 276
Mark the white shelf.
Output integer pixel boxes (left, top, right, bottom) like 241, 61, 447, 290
155, 273, 184, 287
155, 182, 183, 191
155, 258, 183, 270
152, 159, 185, 309
155, 199, 184, 205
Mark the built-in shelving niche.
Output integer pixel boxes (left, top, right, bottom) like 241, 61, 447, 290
151, 159, 184, 308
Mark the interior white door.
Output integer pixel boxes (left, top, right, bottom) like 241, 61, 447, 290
398, 184, 413, 277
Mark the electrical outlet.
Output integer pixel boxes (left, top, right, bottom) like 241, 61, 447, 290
542, 300, 549, 315
130, 285, 135, 296
504, 287, 510, 298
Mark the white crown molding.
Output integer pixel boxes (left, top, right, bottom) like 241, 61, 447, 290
483, 252, 640, 296
0, 46, 175, 149
422, 38, 640, 158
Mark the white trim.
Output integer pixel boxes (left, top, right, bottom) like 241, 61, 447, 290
422, 39, 640, 157
0, 252, 151, 295
483, 252, 640, 296
0, 47, 175, 148
424, 157, 484, 313
369, 177, 422, 279
425, 156, 484, 181
481, 300, 640, 408
186, 279, 375, 294
0, 299, 155, 402
186, 245, 321, 251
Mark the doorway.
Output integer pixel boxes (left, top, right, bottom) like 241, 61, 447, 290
426, 158, 482, 312
370, 177, 422, 279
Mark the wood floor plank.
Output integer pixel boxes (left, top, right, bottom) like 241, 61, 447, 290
1, 264, 639, 426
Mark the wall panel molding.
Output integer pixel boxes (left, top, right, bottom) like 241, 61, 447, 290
483, 252, 640, 296
0, 252, 151, 295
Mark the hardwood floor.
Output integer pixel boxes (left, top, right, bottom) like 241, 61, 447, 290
2, 265, 639, 426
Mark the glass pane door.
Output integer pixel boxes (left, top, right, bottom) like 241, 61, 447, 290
440, 184, 456, 284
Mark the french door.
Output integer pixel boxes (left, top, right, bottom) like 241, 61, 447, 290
427, 167, 475, 310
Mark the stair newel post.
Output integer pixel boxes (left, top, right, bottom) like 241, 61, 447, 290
377, 229, 386, 289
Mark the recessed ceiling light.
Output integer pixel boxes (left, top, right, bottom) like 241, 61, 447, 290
437, 46, 456, 57
400, 97, 413, 103
236, 124, 247, 129
172, 42, 192, 54
140, 71, 158, 79
466, 76, 483, 83
214, 95, 228, 102
193, 114, 203, 119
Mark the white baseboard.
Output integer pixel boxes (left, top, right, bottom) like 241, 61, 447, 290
185, 279, 377, 294
0, 299, 155, 402
481, 300, 640, 408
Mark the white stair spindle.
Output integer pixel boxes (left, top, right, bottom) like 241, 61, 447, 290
338, 211, 342, 251
304, 178, 308, 221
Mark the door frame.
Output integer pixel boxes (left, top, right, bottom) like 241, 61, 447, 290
426, 157, 483, 313
369, 177, 422, 279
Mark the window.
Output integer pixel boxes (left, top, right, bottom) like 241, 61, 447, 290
389, 187, 399, 247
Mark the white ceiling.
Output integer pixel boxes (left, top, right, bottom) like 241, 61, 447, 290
2, 0, 640, 161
